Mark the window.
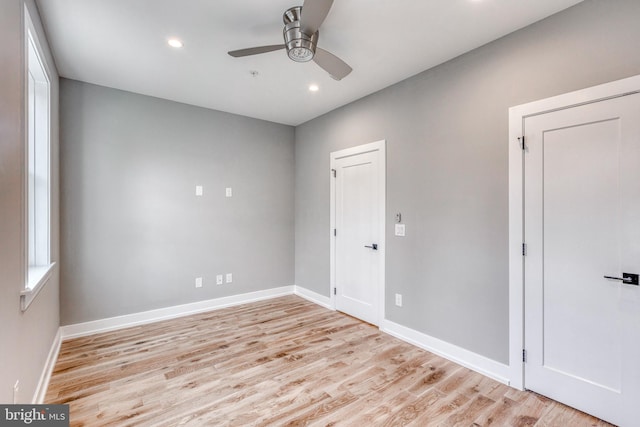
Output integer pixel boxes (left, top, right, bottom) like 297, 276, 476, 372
22, 8, 54, 310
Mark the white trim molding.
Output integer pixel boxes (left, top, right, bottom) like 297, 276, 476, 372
508, 74, 640, 390
21, 262, 56, 311
33, 328, 62, 403
61, 286, 295, 339
45, 285, 516, 403
381, 319, 510, 385
22, 4, 54, 313
294, 286, 332, 309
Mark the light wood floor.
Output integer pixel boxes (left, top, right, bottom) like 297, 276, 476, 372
46, 295, 613, 426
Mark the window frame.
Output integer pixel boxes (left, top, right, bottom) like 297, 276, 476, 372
21, 6, 55, 311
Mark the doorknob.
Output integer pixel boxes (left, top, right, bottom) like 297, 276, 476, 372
364, 243, 378, 250
604, 273, 639, 286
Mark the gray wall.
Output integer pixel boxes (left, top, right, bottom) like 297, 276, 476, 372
295, 0, 640, 363
60, 80, 294, 325
0, 0, 60, 403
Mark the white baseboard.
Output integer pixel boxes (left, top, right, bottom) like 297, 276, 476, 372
61, 286, 295, 340
294, 286, 332, 309
381, 319, 510, 385
33, 327, 62, 403
53, 285, 511, 395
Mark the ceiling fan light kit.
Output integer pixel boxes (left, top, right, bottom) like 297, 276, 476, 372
228, 0, 352, 80
284, 7, 318, 63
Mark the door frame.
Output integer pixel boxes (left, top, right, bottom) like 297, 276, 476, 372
330, 140, 386, 325
508, 74, 640, 390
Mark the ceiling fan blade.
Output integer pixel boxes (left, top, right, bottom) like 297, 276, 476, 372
228, 45, 285, 58
300, 0, 334, 35
313, 47, 352, 80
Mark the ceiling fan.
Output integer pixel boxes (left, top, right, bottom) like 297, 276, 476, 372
228, 0, 352, 81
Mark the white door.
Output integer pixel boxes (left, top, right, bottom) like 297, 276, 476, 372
331, 141, 385, 325
523, 93, 640, 426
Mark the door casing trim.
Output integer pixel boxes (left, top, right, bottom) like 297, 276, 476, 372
508, 74, 640, 390
330, 140, 386, 326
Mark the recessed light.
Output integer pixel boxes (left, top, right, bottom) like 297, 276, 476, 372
167, 38, 183, 48
309, 84, 319, 92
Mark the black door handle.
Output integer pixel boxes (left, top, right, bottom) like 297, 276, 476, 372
364, 243, 378, 250
604, 273, 639, 286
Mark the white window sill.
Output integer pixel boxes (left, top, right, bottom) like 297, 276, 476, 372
21, 262, 56, 311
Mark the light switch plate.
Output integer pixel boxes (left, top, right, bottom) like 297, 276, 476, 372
195, 185, 203, 196
226, 273, 233, 283
216, 275, 223, 285
225, 187, 232, 197
395, 293, 403, 307
395, 224, 406, 237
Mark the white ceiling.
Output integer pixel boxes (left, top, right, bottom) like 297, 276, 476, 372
37, 0, 583, 126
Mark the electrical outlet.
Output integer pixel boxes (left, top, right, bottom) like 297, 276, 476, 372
195, 185, 203, 196
195, 277, 203, 288
13, 380, 19, 404
225, 187, 232, 197
226, 273, 233, 283
395, 293, 403, 307
216, 275, 223, 285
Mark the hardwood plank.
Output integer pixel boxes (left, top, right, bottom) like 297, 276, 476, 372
45, 295, 615, 426
439, 393, 496, 426
409, 391, 473, 425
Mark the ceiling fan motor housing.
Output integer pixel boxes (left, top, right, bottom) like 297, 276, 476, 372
283, 6, 318, 62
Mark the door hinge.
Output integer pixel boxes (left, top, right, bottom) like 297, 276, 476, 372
333, 287, 337, 295
518, 136, 525, 150
522, 349, 527, 363
522, 243, 527, 256
331, 169, 336, 178
334, 229, 337, 237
